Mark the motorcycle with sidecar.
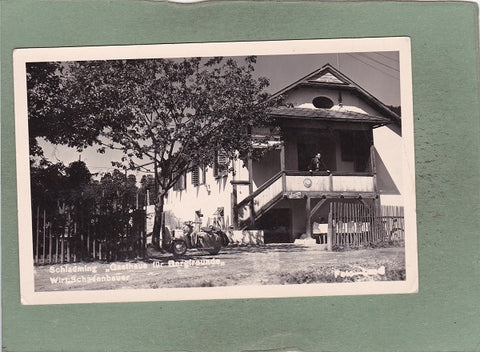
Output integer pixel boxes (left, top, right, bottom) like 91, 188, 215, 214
162, 221, 230, 257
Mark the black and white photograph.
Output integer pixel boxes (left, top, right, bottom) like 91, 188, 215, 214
14, 38, 418, 304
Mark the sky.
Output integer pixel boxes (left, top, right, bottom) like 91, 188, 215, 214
38, 51, 400, 179
254, 52, 400, 105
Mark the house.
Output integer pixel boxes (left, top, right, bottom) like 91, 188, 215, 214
164, 63, 402, 245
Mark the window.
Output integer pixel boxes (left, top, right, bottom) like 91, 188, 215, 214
213, 151, 229, 178
191, 165, 206, 187
340, 130, 373, 172
340, 131, 355, 162
173, 172, 186, 191
192, 168, 199, 186
312, 96, 334, 109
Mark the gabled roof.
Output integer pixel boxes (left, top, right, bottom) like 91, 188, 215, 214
270, 107, 390, 126
271, 63, 401, 125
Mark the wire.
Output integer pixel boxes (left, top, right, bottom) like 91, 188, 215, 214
372, 52, 399, 63
346, 53, 400, 81
360, 53, 399, 72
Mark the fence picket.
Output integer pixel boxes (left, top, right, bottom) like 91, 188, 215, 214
327, 201, 404, 249
48, 216, 52, 264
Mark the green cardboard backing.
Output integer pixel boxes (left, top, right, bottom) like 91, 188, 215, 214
1, 1, 479, 351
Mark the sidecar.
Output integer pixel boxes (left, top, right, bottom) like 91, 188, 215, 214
163, 227, 223, 256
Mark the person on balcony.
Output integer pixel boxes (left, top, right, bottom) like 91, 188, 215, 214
308, 152, 330, 173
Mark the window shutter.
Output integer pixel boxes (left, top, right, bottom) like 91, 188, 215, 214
174, 173, 187, 190
192, 167, 199, 186
200, 165, 206, 185
214, 150, 229, 178
181, 173, 186, 190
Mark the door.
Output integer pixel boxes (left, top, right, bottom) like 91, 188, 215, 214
256, 208, 292, 244
297, 136, 336, 171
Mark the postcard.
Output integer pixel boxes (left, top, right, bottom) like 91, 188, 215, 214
14, 38, 417, 304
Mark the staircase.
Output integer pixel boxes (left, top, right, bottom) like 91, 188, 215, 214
234, 170, 376, 230
235, 171, 284, 229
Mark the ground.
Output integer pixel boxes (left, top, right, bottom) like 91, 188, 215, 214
34, 244, 405, 291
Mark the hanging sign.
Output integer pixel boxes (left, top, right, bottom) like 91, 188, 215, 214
287, 191, 303, 199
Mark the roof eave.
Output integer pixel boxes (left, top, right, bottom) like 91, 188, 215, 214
270, 113, 391, 126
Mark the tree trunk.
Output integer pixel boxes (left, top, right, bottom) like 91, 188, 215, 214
152, 195, 164, 249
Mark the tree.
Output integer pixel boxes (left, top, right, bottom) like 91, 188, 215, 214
28, 56, 280, 248
27, 62, 110, 156
138, 174, 156, 209
30, 158, 67, 208
65, 160, 92, 189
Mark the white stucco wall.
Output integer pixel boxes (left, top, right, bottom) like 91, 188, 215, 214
373, 124, 403, 206
285, 87, 382, 117
164, 167, 234, 228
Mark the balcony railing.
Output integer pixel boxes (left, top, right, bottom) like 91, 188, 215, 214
235, 170, 376, 228
284, 171, 375, 193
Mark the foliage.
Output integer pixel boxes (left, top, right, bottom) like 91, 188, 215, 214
27, 62, 109, 155
30, 159, 67, 207
65, 160, 92, 189
27, 56, 280, 246
62, 57, 278, 192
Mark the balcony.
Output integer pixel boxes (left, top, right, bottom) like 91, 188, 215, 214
284, 171, 375, 194
235, 170, 376, 229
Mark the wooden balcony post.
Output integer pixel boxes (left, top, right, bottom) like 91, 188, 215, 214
327, 202, 333, 251
247, 153, 254, 194
280, 143, 286, 191
247, 150, 255, 227
370, 145, 378, 193
280, 142, 285, 171
306, 196, 312, 238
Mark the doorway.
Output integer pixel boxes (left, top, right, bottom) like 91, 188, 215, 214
256, 208, 292, 243
297, 135, 336, 171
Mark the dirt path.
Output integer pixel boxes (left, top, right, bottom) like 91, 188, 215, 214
34, 244, 405, 291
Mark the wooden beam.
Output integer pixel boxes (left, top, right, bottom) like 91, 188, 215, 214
230, 180, 250, 185
285, 191, 377, 199
309, 199, 327, 220
280, 143, 286, 192
306, 197, 312, 238
327, 202, 333, 251
231, 185, 238, 229
247, 155, 253, 194
280, 142, 286, 171
249, 200, 255, 228
370, 145, 378, 193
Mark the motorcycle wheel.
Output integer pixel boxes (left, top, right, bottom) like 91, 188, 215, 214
219, 233, 230, 246
172, 240, 187, 256
207, 244, 221, 255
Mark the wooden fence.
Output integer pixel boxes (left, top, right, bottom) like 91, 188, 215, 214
329, 202, 404, 248
32, 205, 147, 265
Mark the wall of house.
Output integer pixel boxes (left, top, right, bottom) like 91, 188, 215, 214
373, 123, 403, 206
232, 157, 251, 203
283, 86, 402, 200
163, 167, 234, 229
283, 133, 299, 170
285, 87, 382, 116
252, 149, 281, 190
